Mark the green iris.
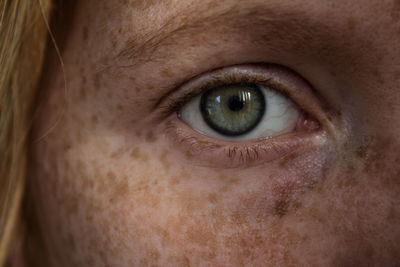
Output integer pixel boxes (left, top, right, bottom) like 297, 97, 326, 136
200, 83, 266, 136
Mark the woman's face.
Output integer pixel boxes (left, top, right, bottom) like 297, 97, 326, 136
30, 0, 400, 266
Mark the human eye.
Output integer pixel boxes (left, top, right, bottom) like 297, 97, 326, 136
180, 76, 300, 141
159, 64, 327, 168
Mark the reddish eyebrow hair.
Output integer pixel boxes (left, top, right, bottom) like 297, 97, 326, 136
114, 2, 329, 65
110, 0, 374, 82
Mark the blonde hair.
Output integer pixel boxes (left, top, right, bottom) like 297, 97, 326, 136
0, 0, 52, 265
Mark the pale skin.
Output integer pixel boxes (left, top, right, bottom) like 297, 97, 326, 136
26, 0, 400, 266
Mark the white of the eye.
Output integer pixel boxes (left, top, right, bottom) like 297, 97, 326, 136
179, 85, 300, 141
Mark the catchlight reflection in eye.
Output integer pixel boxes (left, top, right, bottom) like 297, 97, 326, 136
179, 83, 300, 141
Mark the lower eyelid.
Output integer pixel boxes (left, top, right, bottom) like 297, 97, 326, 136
164, 118, 326, 168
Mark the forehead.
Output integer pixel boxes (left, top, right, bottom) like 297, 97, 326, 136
94, 0, 400, 23
89, 0, 400, 49
119, 0, 399, 19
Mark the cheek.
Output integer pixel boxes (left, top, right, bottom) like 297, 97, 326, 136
293, 135, 400, 265
31, 124, 329, 266
31, 101, 400, 267
31, 130, 162, 265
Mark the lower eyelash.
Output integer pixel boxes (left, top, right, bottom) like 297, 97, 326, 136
165, 119, 324, 168
227, 146, 264, 163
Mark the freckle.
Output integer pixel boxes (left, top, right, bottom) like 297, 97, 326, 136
107, 171, 116, 182
82, 25, 88, 41
274, 199, 290, 217
372, 69, 384, 84
64, 160, 70, 170
355, 145, 368, 159
159, 149, 170, 171
218, 173, 228, 181
76, 132, 85, 144
220, 185, 230, 193
117, 104, 123, 111
129, 147, 149, 162
81, 73, 87, 85
66, 232, 76, 252
291, 200, 302, 211
391, 0, 400, 20
160, 68, 173, 78
77, 159, 86, 173
97, 179, 108, 194
83, 177, 94, 190
109, 177, 129, 203
110, 148, 124, 158
145, 131, 157, 143
140, 153, 149, 162
65, 197, 79, 215
107, 91, 112, 98
93, 72, 101, 89
99, 56, 108, 66
394, 71, 400, 81
207, 193, 219, 204
227, 177, 239, 187
62, 142, 72, 151
179, 167, 192, 180
85, 213, 93, 223
278, 152, 298, 168
79, 90, 86, 102
91, 115, 98, 124
179, 65, 187, 72
386, 205, 399, 223
169, 177, 180, 185
149, 249, 160, 261
111, 39, 117, 49
135, 130, 142, 137
130, 147, 141, 159
94, 139, 110, 153
124, 92, 131, 101
346, 17, 357, 33
184, 150, 193, 160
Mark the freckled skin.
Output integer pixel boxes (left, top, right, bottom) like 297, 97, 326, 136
26, 0, 400, 266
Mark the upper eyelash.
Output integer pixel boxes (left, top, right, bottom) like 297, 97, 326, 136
159, 71, 279, 117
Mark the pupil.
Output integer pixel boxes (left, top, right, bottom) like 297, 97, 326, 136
228, 95, 244, 112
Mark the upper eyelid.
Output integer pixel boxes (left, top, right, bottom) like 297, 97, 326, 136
153, 63, 340, 140
157, 71, 272, 115
156, 64, 303, 117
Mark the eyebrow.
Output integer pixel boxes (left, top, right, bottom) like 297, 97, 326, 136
114, 2, 331, 66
